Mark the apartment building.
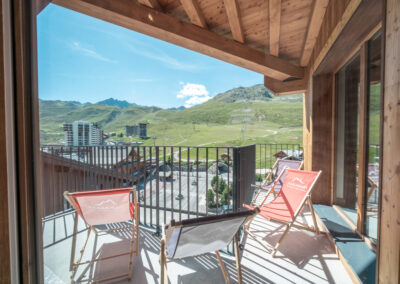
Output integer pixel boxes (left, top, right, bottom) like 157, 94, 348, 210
63, 121, 103, 146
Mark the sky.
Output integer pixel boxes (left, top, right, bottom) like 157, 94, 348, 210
37, 4, 262, 108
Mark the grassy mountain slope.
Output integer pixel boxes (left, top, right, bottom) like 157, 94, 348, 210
39, 84, 303, 146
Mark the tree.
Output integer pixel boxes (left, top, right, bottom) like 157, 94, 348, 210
211, 176, 227, 194
207, 189, 215, 208
118, 132, 123, 137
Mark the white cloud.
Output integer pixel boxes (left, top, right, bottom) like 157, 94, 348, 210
177, 83, 209, 98
71, 41, 116, 63
177, 83, 211, 107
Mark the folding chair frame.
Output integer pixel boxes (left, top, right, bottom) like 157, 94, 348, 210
64, 187, 140, 283
366, 176, 378, 202
160, 212, 258, 284
250, 160, 304, 205
244, 170, 322, 257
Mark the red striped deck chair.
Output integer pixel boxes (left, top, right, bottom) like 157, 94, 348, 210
251, 159, 303, 206
64, 187, 139, 283
244, 169, 321, 257
160, 209, 259, 284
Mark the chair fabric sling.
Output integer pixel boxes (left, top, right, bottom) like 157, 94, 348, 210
64, 187, 140, 283
160, 209, 259, 284
251, 159, 303, 206
244, 169, 321, 257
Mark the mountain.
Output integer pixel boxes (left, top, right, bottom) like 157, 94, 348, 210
167, 106, 186, 111
39, 84, 303, 145
211, 84, 273, 103
96, 98, 135, 108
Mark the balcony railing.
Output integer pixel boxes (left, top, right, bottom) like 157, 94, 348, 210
40, 143, 302, 230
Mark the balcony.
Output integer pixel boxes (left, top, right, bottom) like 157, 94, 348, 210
43, 208, 352, 283
40, 144, 352, 283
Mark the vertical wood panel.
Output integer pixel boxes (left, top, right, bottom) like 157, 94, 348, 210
379, 0, 400, 282
311, 74, 334, 204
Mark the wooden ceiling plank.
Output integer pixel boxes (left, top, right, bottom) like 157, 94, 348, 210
180, 0, 207, 28
223, 0, 245, 43
269, 0, 281, 56
138, 0, 162, 11
300, 0, 329, 66
53, 0, 304, 79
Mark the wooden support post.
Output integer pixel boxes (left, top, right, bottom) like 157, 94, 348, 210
308, 196, 320, 234
160, 239, 168, 284
233, 234, 242, 284
215, 251, 230, 284
69, 212, 79, 271
379, 0, 400, 282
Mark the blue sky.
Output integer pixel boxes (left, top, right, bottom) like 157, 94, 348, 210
37, 4, 262, 108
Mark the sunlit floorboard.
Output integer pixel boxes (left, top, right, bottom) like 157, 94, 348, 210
43, 210, 352, 283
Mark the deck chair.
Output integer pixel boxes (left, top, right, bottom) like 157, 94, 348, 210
251, 159, 303, 206
366, 163, 379, 202
160, 209, 259, 284
244, 169, 321, 257
64, 187, 140, 283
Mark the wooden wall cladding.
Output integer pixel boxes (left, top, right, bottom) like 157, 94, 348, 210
310, 74, 334, 205
309, 0, 357, 72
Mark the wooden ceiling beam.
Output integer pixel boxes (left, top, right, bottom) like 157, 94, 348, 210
269, 0, 281, 56
223, 0, 245, 43
53, 0, 305, 80
264, 75, 307, 96
300, 0, 329, 66
36, 0, 52, 14
180, 0, 207, 28
138, 0, 162, 11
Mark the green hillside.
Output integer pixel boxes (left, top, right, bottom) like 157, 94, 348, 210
39, 84, 304, 146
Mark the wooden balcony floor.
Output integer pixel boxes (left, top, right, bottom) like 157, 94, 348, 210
43, 210, 352, 283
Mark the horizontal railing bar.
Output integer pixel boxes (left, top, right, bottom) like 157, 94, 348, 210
140, 205, 208, 217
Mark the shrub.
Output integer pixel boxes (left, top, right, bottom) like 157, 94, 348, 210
256, 173, 264, 182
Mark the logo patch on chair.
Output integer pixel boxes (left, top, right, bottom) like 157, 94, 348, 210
76, 193, 131, 225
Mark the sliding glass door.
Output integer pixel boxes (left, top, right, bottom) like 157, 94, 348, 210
334, 31, 382, 245
334, 53, 360, 223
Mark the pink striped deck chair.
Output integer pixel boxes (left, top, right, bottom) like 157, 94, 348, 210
64, 187, 139, 283
244, 169, 321, 257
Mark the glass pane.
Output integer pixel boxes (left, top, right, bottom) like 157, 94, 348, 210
335, 53, 360, 225
365, 32, 382, 243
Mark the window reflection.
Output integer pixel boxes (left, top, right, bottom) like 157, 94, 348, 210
365, 32, 382, 243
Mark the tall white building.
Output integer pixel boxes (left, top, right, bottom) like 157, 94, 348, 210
63, 121, 104, 146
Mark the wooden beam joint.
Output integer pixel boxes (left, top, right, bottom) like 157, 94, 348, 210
180, 0, 207, 28
264, 75, 307, 96
223, 0, 245, 43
